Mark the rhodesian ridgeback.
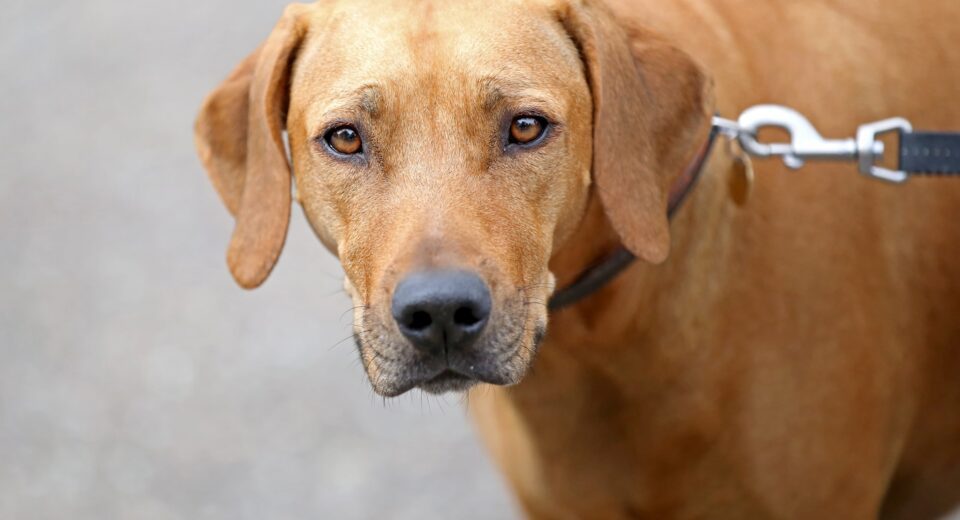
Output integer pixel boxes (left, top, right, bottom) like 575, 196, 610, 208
195, 0, 960, 517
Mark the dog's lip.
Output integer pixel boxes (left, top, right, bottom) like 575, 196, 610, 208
426, 369, 471, 385
360, 316, 544, 395
376, 366, 476, 397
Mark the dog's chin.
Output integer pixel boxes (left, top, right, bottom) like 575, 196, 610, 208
371, 359, 532, 397
418, 370, 479, 395
369, 367, 514, 397
365, 358, 530, 397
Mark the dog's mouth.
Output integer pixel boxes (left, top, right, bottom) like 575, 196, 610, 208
353, 278, 551, 397
355, 313, 546, 397
357, 341, 522, 397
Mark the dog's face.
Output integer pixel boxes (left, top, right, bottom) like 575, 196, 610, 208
196, 0, 712, 396
291, 0, 594, 395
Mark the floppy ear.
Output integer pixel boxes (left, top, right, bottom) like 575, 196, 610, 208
194, 4, 308, 288
560, 0, 714, 263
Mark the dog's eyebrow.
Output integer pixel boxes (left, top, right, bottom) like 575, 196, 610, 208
477, 76, 561, 114
320, 85, 383, 119
359, 87, 381, 117
478, 77, 505, 111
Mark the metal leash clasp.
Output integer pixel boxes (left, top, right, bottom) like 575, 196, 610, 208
720, 105, 912, 183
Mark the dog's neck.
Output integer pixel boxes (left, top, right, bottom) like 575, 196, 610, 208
546, 147, 737, 347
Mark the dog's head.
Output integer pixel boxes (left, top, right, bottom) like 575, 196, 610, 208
195, 0, 712, 396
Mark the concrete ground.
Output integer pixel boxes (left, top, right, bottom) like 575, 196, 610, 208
0, 1, 517, 518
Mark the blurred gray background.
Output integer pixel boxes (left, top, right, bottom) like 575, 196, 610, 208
0, 1, 518, 518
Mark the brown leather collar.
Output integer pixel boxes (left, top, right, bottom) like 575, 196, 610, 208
548, 123, 721, 310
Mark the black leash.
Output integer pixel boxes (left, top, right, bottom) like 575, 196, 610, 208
900, 132, 960, 175
548, 106, 960, 311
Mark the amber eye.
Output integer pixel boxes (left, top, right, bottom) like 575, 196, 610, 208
509, 115, 547, 145
324, 125, 362, 155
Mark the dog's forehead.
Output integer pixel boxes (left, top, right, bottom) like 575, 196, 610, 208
312, 0, 563, 45
291, 0, 583, 122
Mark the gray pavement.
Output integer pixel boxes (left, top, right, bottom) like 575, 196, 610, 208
0, 1, 518, 518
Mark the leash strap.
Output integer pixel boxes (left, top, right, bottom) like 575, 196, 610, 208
900, 132, 960, 175
733, 105, 960, 183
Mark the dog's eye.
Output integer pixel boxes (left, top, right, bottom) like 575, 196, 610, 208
324, 125, 363, 155
509, 116, 547, 145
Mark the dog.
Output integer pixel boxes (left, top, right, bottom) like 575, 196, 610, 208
195, 0, 960, 517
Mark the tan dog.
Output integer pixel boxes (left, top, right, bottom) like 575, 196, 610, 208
195, 0, 960, 517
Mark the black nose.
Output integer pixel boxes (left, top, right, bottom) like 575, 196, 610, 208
391, 270, 492, 354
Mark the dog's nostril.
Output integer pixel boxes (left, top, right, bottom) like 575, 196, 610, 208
453, 306, 481, 327
408, 310, 432, 331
